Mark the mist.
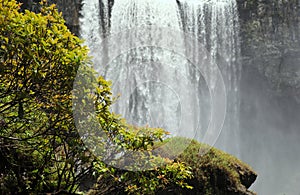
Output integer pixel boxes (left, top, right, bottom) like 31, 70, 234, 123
238, 61, 300, 194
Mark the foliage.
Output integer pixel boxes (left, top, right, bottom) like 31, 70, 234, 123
73, 72, 193, 194
0, 0, 193, 194
88, 160, 193, 195
0, 0, 93, 193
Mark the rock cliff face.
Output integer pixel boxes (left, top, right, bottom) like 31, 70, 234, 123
237, 0, 300, 103
237, 1, 300, 194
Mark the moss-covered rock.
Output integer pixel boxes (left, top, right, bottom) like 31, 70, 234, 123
155, 137, 257, 195
87, 137, 257, 195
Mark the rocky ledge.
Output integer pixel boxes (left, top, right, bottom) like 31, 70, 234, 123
156, 137, 257, 195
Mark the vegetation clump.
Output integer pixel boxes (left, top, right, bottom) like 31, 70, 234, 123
155, 137, 257, 195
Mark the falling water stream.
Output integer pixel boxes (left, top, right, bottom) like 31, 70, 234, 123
106, 0, 187, 137
78, 0, 247, 176
80, 0, 241, 155
80, 0, 241, 156
179, 0, 241, 155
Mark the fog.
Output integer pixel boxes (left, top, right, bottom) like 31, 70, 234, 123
238, 64, 300, 194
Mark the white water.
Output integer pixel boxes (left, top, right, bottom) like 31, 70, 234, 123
80, 0, 241, 155
180, 0, 241, 155
80, 0, 101, 52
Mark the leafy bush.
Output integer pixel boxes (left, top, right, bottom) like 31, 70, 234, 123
0, 1, 193, 194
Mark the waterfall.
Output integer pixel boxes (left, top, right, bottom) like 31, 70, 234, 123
80, 0, 241, 156
179, 0, 241, 155
80, 0, 101, 52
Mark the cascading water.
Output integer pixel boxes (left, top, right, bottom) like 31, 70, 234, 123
80, 0, 101, 52
80, 0, 241, 155
179, 0, 241, 155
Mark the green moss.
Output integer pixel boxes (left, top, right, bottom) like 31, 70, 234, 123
155, 137, 257, 195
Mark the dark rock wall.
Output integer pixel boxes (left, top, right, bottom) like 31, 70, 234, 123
238, 0, 300, 103
237, 1, 300, 194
